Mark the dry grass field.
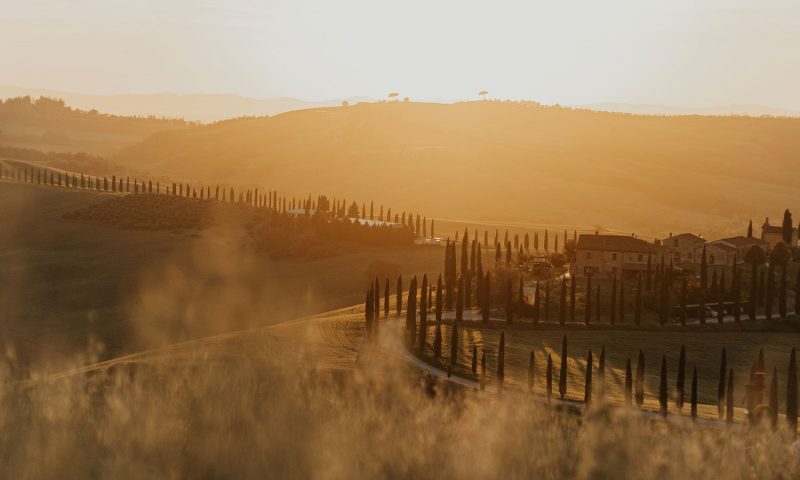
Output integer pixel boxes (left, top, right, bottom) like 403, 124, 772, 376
416, 317, 800, 421
0, 181, 443, 368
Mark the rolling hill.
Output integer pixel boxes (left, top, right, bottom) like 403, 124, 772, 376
0, 95, 194, 155
115, 101, 800, 239
0, 85, 372, 123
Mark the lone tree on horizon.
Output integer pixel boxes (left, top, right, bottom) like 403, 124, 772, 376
479, 90, 489, 100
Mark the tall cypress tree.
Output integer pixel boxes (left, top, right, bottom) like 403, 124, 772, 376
596, 346, 606, 399
505, 278, 513, 324
497, 332, 505, 391
795, 268, 800, 318
699, 245, 708, 324
635, 350, 645, 407
544, 282, 550, 322
747, 219, 753, 238
609, 272, 617, 325
732, 260, 740, 322
471, 344, 478, 374
406, 277, 417, 345
659, 354, 668, 417
466, 242, 476, 308
480, 351, 487, 390
766, 261, 775, 321
711, 270, 719, 324
782, 209, 794, 245
750, 262, 759, 321
691, 366, 698, 420
618, 276, 625, 324
595, 285, 601, 325
558, 278, 566, 325
659, 266, 670, 326
718, 347, 727, 419
769, 367, 779, 431
460, 230, 469, 277
384, 278, 390, 317
433, 321, 442, 359
436, 275, 443, 322
676, 346, 686, 411
779, 258, 788, 318
396, 275, 403, 316
448, 243, 456, 310
680, 277, 688, 327
625, 358, 633, 407
559, 335, 568, 400
528, 350, 535, 393
546, 354, 553, 401
456, 276, 464, 322
584, 350, 593, 406
726, 369, 734, 425
450, 320, 459, 367
482, 273, 491, 323
418, 275, 428, 351
365, 288, 373, 338
570, 276, 576, 323
374, 277, 381, 319
788, 348, 798, 437
585, 274, 592, 326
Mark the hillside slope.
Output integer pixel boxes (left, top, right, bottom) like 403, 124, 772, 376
116, 101, 800, 239
0, 96, 194, 154
0, 181, 443, 367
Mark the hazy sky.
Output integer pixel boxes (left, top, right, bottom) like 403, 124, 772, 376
2, 0, 800, 108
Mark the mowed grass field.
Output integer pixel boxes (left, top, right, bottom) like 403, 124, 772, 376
419, 316, 800, 421
0, 181, 444, 368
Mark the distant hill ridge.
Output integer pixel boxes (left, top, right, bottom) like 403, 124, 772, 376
112, 100, 800, 240
0, 85, 371, 123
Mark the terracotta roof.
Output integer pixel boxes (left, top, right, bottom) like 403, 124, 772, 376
715, 236, 767, 248
576, 234, 654, 254
669, 233, 704, 242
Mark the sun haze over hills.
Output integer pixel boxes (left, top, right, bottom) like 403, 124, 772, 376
113, 100, 800, 240
0, 95, 193, 155
0, 85, 372, 123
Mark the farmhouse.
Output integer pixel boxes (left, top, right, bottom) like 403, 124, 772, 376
703, 241, 737, 266
761, 217, 798, 249
662, 232, 705, 266
572, 234, 655, 277
708, 236, 768, 262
